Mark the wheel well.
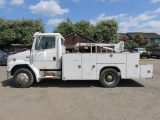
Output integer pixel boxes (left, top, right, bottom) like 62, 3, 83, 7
100, 66, 121, 76
11, 65, 36, 80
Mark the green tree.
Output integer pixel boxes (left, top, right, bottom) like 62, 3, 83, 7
119, 34, 129, 42
54, 19, 95, 39
145, 44, 159, 51
141, 38, 149, 46
54, 18, 74, 37
74, 20, 95, 39
54, 18, 119, 43
124, 40, 138, 50
95, 19, 119, 43
0, 18, 45, 49
134, 33, 149, 47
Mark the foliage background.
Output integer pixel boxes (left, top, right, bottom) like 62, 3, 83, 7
54, 19, 119, 43
0, 18, 44, 50
0, 17, 156, 51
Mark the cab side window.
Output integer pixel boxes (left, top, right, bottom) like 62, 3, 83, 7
35, 37, 56, 50
61, 38, 65, 46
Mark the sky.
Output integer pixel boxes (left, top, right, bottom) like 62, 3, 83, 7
0, 0, 160, 34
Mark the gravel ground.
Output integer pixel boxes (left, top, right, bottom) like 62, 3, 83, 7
0, 59, 160, 120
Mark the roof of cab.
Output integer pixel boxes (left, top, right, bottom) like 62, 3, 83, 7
33, 32, 64, 39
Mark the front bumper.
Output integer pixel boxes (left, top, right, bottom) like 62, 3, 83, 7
7, 71, 12, 79
140, 54, 150, 57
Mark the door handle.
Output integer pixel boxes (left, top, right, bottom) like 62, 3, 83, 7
53, 57, 56, 61
92, 65, 95, 68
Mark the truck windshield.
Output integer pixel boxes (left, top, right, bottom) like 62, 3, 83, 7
35, 37, 56, 50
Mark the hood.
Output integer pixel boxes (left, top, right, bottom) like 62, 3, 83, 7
9, 50, 30, 58
7, 50, 30, 63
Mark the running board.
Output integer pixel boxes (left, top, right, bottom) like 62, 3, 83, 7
42, 76, 61, 79
40, 71, 61, 79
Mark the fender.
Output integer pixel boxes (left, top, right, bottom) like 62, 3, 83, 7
7, 59, 41, 82
7, 51, 40, 82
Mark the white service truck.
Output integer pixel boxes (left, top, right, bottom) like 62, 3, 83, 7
7, 32, 153, 88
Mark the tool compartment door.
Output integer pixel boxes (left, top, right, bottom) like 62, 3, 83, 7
140, 65, 153, 78
82, 54, 96, 80
97, 53, 126, 64
126, 53, 140, 78
62, 54, 81, 80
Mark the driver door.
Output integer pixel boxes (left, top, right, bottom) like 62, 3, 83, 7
30, 36, 58, 70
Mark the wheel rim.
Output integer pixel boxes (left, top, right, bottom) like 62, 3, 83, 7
16, 73, 29, 85
104, 73, 115, 84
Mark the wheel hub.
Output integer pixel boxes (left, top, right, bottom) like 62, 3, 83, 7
106, 75, 113, 81
105, 74, 114, 83
17, 73, 29, 85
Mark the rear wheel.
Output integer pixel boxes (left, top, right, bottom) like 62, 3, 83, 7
13, 68, 34, 88
100, 69, 120, 88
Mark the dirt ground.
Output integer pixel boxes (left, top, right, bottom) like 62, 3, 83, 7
0, 59, 160, 120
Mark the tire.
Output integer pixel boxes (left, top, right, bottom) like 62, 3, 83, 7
13, 68, 34, 88
0, 62, 2, 66
140, 55, 142, 59
99, 69, 120, 88
147, 55, 150, 59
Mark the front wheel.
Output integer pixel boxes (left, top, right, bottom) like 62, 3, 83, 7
100, 69, 120, 88
13, 68, 34, 88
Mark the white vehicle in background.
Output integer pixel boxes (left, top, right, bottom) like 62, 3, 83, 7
133, 48, 150, 58
7, 32, 153, 88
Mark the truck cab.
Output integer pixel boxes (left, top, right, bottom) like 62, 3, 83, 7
7, 32, 65, 87
30, 32, 65, 70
